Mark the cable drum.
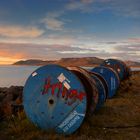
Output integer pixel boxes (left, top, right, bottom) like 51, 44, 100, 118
67, 67, 99, 115
91, 66, 120, 98
23, 64, 88, 135
101, 59, 131, 80
89, 72, 108, 110
121, 62, 131, 79
23, 59, 131, 135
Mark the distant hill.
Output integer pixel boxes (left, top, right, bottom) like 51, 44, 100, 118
13, 58, 140, 67
57, 57, 103, 66
13, 57, 104, 66
13, 59, 56, 66
125, 61, 140, 67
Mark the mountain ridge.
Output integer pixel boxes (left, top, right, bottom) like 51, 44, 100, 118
13, 57, 140, 67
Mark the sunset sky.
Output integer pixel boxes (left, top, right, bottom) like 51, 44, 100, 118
0, 0, 140, 64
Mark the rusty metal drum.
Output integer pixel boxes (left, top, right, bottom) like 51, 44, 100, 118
89, 72, 107, 110
67, 67, 99, 115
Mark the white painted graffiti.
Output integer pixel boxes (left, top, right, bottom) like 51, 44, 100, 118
32, 72, 37, 77
111, 77, 116, 90
57, 73, 71, 90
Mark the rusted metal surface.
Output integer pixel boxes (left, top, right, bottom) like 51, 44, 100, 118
67, 67, 99, 115
89, 72, 107, 110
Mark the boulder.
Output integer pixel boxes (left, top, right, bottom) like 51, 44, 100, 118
0, 86, 23, 121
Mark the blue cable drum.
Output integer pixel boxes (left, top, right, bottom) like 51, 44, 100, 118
67, 67, 99, 115
101, 59, 127, 80
91, 66, 120, 98
89, 72, 107, 110
121, 62, 131, 79
23, 64, 87, 135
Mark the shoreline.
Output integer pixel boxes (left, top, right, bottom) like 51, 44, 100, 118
0, 71, 140, 88
0, 71, 140, 139
0, 63, 139, 68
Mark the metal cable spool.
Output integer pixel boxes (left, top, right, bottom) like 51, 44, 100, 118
91, 66, 120, 98
23, 59, 130, 135
101, 59, 129, 80
67, 67, 99, 115
23, 64, 88, 135
121, 62, 131, 79
125, 66, 131, 78
88, 71, 108, 110
114, 60, 131, 79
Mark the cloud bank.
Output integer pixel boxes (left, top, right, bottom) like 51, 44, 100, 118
0, 25, 44, 38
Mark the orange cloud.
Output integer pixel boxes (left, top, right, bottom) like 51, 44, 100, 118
0, 49, 26, 59
0, 25, 44, 38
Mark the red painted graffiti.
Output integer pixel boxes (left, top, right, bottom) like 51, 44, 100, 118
42, 77, 86, 105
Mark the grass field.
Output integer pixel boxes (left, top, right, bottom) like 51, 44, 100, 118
0, 71, 140, 140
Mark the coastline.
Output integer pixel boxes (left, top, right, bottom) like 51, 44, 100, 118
0, 71, 140, 139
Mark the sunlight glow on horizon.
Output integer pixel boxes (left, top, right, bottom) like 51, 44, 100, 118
0, 0, 139, 64
0, 57, 20, 65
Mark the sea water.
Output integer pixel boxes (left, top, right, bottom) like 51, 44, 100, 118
0, 65, 139, 87
0, 65, 39, 87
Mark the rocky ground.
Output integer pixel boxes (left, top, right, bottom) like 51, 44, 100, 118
0, 71, 140, 140
0, 86, 23, 121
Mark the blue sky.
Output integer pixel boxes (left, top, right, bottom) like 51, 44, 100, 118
0, 0, 139, 64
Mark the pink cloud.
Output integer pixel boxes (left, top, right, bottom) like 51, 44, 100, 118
128, 38, 140, 43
